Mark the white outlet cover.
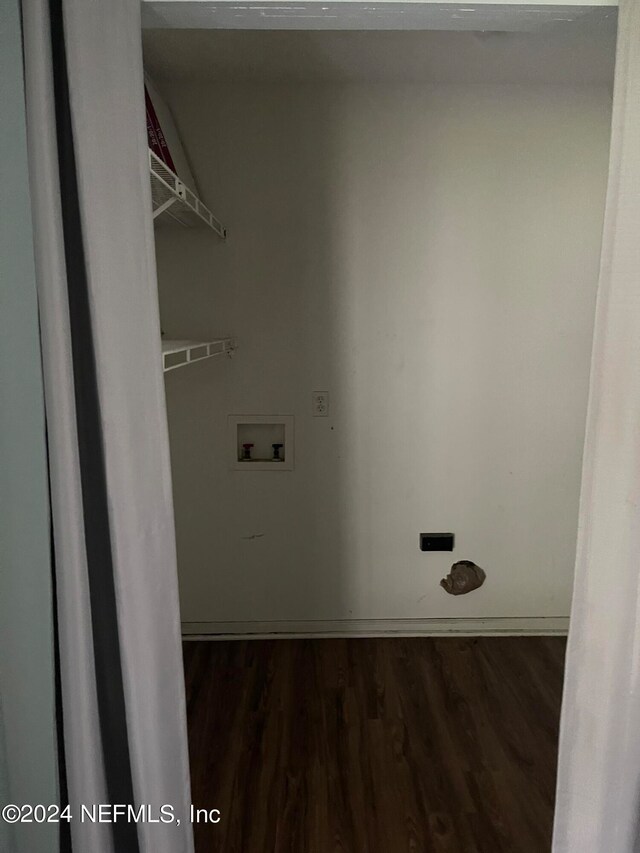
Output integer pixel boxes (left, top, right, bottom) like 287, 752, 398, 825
312, 392, 329, 417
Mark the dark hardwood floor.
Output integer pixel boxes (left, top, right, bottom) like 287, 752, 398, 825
184, 637, 566, 853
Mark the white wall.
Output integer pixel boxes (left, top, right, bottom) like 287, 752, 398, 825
155, 81, 611, 628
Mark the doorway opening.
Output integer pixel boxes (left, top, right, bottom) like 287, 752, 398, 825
141, 13, 616, 850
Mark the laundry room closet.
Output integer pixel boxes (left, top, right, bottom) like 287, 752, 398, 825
141, 16, 615, 638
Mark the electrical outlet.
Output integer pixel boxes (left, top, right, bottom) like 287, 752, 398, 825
312, 391, 329, 417
420, 533, 455, 552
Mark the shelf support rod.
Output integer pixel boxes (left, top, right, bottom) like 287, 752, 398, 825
153, 196, 178, 219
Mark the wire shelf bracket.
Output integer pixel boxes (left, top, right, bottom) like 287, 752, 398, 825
162, 338, 235, 373
149, 149, 227, 239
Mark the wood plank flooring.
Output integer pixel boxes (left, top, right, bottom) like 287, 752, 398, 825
184, 637, 566, 853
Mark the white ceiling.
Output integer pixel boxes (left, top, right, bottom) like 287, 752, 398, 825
142, 26, 617, 85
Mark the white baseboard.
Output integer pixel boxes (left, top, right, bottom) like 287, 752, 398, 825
182, 616, 569, 640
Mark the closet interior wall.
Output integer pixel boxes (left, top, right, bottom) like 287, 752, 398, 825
145, 29, 615, 632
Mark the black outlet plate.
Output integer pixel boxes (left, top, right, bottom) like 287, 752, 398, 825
420, 532, 455, 552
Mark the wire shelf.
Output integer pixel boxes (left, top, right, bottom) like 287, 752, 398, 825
162, 338, 234, 373
149, 149, 227, 239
